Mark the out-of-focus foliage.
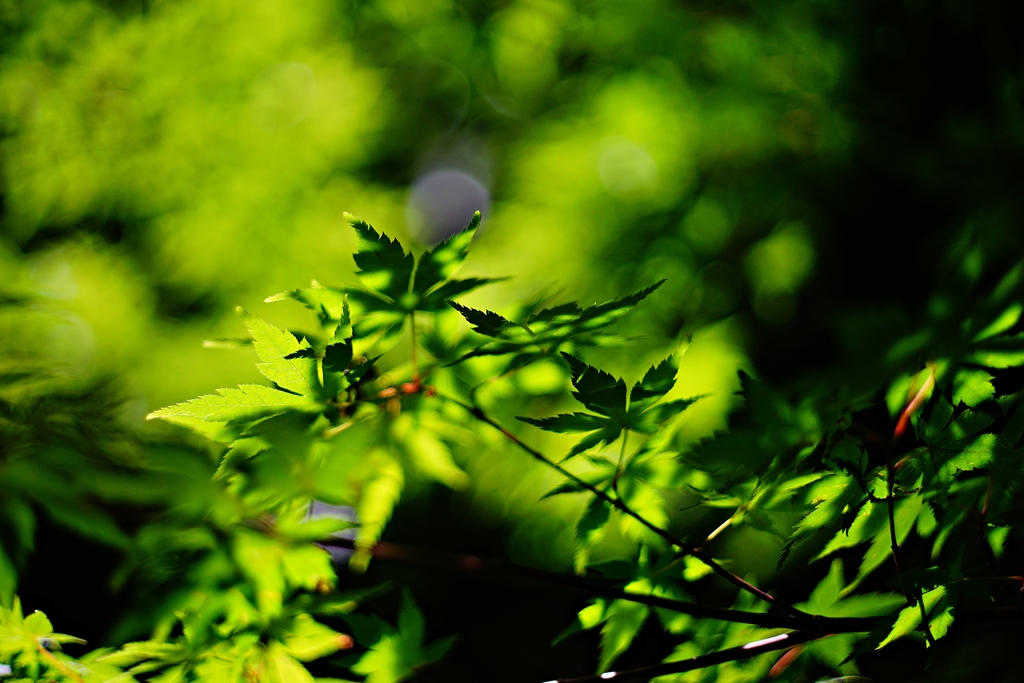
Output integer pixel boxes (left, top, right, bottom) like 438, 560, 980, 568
0, 0, 846, 413
2, 0, 1024, 681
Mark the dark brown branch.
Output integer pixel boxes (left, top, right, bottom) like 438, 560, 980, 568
436, 392, 805, 617
542, 630, 821, 683
318, 537, 879, 633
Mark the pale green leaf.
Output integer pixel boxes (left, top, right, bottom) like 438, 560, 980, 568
815, 502, 886, 560
266, 643, 315, 683
282, 545, 334, 592
349, 591, 446, 683
23, 611, 53, 634
284, 615, 347, 662
575, 496, 611, 573
929, 606, 955, 642
845, 495, 923, 594
239, 309, 326, 399
877, 587, 945, 649
147, 384, 320, 423
352, 458, 404, 572
939, 433, 997, 477
598, 600, 649, 671
952, 369, 995, 407
392, 417, 469, 489
805, 560, 844, 613
973, 303, 1023, 342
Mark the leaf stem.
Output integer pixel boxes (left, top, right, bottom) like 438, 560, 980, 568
323, 419, 356, 440
436, 392, 804, 616
917, 594, 936, 648
702, 514, 734, 547
35, 640, 86, 683
410, 311, 420, 384
612, 431, 629, 499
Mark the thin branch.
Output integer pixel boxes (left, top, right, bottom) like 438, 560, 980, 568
35, 640, 86, 683
323, 419, 356, 440
916, 595, 936, 648
325, 530, 1024, 634
701, 513, 735, 547
409, 311, 420, 385
318, 536, 878, 632
892, 370, 934, 439
541, 630, 821, 683
612, 431, 628, 499
433, 392, 803, 616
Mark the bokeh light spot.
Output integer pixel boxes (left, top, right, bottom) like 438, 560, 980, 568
251, 61, 316, 131
745, 222, 815, 295
407, 169, 489, 245
598, 138, 658, 199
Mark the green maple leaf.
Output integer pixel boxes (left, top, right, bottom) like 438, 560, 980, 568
148, 310, 344, 429
264, 285, 382, 396
238, 308, 328, 400
517, 352, 699, 460
348, 214, 415, 304
265, 280, 350, 337
343, 212, 498, 341
147, 385, 321, 425
349, 590, 454, 683
448, 280, 664, 370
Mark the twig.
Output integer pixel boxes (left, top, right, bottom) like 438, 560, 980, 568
35, 640, 86, 683
701, 513, 735, 548
317, 536, 879, 632
612, 431, 629, 499
323, 419, 356, 440
409, 311, 420, 384
916, 596, 935, 647
435, 392, 804, 617
541, 631, 820, 683
892, 369, 934, 439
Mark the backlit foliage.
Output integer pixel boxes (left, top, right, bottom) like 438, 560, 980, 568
4, 216, 1018, 682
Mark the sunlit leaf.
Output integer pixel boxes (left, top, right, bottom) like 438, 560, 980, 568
147, 384, 320, 424
877, 587, 945, 649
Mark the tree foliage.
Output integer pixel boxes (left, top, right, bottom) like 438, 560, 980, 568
3, 214, 1022, 682
3, 2, 1024, 679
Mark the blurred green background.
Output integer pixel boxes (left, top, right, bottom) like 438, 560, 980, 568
2, 0, 1024, 680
